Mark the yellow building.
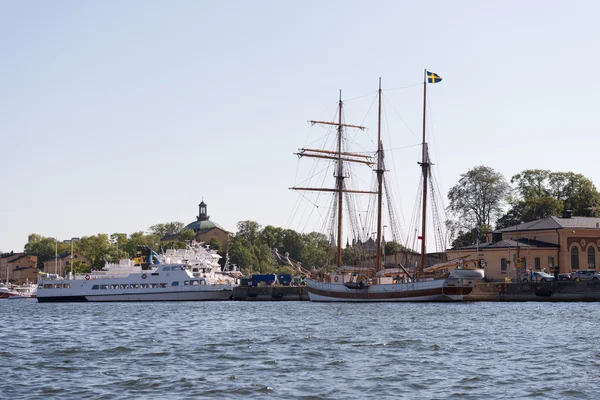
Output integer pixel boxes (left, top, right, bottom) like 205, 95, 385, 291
447, 211, 600, 281
43, 253, 91, 277
185, 201, 229, 252
0, 253, 38, 284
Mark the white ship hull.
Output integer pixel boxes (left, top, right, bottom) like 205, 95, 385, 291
37, 263, 235, 303
306, 277, 473, 302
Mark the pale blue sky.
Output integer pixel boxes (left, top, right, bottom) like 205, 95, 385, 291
2, 1, 600, 252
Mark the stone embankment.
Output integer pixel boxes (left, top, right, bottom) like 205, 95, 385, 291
466, 281, 600, 302
232, 286, 308, 301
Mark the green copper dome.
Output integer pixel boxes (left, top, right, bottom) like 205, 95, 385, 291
186, 200, 228, 233
186, 219, 226, 233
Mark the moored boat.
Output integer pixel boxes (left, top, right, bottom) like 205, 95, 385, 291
36, 243, 239, 303
297, 74, 482, 302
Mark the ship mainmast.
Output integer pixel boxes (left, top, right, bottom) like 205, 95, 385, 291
418, 69, 434, 277
291, 90, 373, 267
375, 78, 384, 271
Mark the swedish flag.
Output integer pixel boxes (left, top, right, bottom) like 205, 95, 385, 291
427, 71, 442, 84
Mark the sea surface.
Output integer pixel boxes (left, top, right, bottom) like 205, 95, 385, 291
1, 300, 599, 399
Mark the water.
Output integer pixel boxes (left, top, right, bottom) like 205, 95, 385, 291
1, 300, 599, 399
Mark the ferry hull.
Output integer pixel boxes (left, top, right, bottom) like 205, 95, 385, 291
37, 289, 233, 303
306, 278, 473, 302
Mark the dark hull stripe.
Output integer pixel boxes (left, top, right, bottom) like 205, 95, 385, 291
37, 296, 89, 303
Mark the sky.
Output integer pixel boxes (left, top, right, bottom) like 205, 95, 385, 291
2, 1, 600, 253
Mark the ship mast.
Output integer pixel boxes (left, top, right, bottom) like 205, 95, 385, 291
291, 91, 372, 267
336, 91, 344, 266
375, 78, 384, 271
418, 69, 430, 277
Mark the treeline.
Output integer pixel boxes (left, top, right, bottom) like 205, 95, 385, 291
446, 167, 600, 248
23, 220, 406, 276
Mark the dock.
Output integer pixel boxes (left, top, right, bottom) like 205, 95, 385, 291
232, 285, 309, 301
466, 281, 600, 302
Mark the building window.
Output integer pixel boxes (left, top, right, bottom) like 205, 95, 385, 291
521, 258, 527, 270
588, 247, 596, 269
501, 258, 507, 271
535, 258, 541, 270
571, 246, 579, 270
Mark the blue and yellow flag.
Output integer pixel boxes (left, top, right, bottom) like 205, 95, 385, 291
427, 71, 442, 84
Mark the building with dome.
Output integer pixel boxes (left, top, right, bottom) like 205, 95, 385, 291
185, 201, 229, 252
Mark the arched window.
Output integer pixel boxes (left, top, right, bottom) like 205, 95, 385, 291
571, 246, 580, 270
588, 247, 596, 269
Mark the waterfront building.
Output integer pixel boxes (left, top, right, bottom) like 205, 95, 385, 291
42, 252, 91, 277
0, 252, 38, 284
447, 210, 600, 281
185, 201, 229, 253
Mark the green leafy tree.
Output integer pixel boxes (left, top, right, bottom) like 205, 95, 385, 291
498, 169, 600, 227
71, 259, 91, 274
208, 237, 223, 253
236, 221, 261, 245
446, 166, 510, 246
179, 228, 196, 242
450, 224, 491, 249
78, 234, 112, 270
149, 222, 186, 238
24, 234, 64, 268
121, 231, 161, 257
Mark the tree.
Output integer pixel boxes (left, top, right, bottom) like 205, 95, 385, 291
446, 166, 510, 243
449, 224, 491, 249
121, 231, 161, 257
149, 222, 186, 238
236, 221, 261, 245
208, 237, 223, 253
78, 234, 112, 270
24, 234, 68, 268
498, 169, 600, 226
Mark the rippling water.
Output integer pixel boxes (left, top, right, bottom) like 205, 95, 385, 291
1, 300, 600, 399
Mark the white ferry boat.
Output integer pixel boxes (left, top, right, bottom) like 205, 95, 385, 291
36, 244, 239, 303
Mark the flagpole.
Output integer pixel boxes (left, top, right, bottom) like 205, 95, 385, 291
419, 69, 428, 278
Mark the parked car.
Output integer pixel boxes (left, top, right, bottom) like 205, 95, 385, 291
558, 273, 572, 281
570, 270, 600, 281
522, 271, 555, 282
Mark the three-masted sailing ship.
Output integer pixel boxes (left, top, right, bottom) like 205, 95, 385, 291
295, 72, 483, 302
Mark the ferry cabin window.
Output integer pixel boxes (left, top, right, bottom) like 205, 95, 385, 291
501, 258, 507, 271
63, 283, 72, 288
54, 284, 62, 289
141, 284, 149, 289
100, 285, 109, 289
160, 283, 168, 288
131, 284, 140, 289
43, 284, 52, 289
571, 246, 579, 270
172, 281, 179, 286
184, 280, 190, 285
535, 258, 541, 270
92, 285, 99, 290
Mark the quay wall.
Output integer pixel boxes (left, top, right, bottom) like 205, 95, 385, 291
233, 286, 309, 301
466, 281, 600, 302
